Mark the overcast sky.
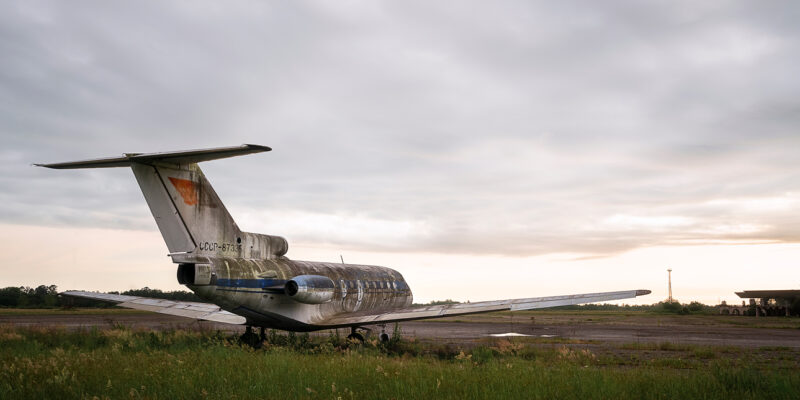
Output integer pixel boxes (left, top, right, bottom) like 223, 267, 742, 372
1, 1, 798, 303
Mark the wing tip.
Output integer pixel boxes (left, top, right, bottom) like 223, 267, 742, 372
635, 289, 652, 296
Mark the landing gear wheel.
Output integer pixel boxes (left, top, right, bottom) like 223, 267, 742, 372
347, 326, 365, 342
347, 332, 365, 342
379, 333, 389, 343
239, 326, 262, 348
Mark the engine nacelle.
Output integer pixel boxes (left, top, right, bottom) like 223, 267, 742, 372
285, 275, 335, 304
177, 263, 213, 285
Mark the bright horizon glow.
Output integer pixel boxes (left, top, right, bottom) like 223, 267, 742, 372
1, 222, 796, 306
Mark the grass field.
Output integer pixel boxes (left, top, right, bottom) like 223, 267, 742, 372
1, 324, 799, 399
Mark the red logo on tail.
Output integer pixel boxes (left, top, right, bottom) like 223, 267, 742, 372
168, 177, 198, 206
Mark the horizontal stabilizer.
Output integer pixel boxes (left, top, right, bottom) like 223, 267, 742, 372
35, 144, 270, 169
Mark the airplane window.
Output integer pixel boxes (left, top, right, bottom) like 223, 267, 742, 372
392, 281, 398, 290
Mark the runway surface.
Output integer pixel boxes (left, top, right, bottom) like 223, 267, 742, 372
3, 311, 800, 348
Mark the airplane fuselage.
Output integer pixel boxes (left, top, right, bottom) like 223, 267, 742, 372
186, 257, 413, 331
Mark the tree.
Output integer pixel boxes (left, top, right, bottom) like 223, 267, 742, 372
660, 301, 683, 313
688, 301, 705, 313
0, 287, 21, 307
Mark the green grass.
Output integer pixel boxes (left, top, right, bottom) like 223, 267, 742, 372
1, 325, 799, 399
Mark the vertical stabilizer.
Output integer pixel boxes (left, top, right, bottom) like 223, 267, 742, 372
131, 162, 242, 255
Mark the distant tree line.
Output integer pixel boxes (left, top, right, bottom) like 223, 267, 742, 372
550, 300, 715, 314
0, 285, 61, 308
0, 285, 202, 308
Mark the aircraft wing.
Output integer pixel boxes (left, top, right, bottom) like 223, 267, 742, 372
61, 291, 246, 325
324, 289, 650, 327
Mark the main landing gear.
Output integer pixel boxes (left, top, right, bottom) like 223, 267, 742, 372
347, 326, 367, 342
239, 326, 266, 348
379, 324, 390, 343
346, 325, 391, 343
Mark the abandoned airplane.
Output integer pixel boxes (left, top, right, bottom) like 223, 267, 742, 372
37, 144, 650, 342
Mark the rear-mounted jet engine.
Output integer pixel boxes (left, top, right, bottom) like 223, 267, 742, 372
177, 263, 213, 285
284, 275, 335, 304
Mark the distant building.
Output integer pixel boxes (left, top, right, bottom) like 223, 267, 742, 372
732, 290, 800, 317
718, 300, 749, 316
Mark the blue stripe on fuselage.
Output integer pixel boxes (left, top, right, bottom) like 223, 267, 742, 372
215, 278, 287, 289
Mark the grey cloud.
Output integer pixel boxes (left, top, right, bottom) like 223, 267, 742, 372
1, 0, 799, 257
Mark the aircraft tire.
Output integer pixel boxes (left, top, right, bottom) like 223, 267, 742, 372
347, 332, 364, 342
240, 326, 262, 348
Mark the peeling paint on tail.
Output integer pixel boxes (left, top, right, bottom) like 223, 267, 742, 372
168, 177, 198, 205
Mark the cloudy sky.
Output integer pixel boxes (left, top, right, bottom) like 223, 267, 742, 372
1, 1, 798, 304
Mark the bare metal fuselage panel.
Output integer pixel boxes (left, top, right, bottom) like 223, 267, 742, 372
189, 257, 413, 331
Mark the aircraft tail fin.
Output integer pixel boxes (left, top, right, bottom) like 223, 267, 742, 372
37, 144, 287, 261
